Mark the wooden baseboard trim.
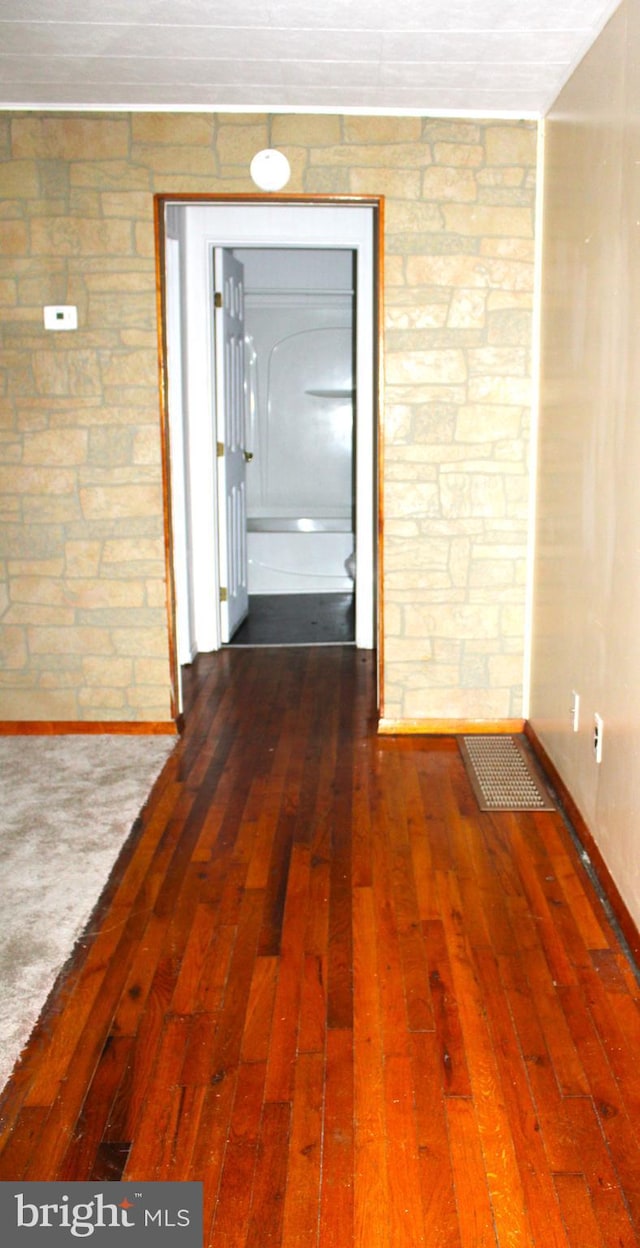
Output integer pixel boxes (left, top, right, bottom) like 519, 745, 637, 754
525, 722, 640, 965
0, 721, 179, 736
377, 717, 525, 736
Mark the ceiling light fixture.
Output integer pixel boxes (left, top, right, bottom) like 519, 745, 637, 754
250, 148, 291, 192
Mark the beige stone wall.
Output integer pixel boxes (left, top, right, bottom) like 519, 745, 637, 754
381, 119, 536, 722
0, 111, 536, 724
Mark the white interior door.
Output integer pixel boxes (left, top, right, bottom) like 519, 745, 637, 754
214, 248, 249, 642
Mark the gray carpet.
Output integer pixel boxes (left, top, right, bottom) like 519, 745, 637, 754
0, 734, 175, 1091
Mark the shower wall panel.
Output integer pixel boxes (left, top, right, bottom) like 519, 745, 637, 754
240, 253, 355, 593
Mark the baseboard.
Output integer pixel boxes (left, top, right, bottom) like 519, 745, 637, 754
377, 717, 525, 736
0, 721, 179, 736
525, 722, 640, 965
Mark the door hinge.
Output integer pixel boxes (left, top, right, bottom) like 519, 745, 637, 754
219, 586, 228, 602
217, 441, 224, 458
214, 291, 223, 309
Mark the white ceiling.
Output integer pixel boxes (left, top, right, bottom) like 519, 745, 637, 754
0, 0, 622, 119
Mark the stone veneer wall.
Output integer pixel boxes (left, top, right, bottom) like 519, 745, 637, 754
0, 112, 537, 725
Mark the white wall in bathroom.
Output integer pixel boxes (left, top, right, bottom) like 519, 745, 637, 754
235, 248, 356, 594
235, 247, 353, 292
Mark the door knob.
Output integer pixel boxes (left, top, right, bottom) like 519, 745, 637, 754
243, 450, 254, 462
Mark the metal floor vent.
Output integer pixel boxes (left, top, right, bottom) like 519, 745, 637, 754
458, 735, 557, 812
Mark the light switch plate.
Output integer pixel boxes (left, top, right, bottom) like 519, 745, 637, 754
43, 305, 78, 331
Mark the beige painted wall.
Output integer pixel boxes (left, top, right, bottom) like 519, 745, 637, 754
530, 0, 640, 929
0, 112, 536, 724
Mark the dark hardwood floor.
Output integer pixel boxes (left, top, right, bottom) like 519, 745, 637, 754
1, 646, 640, 1247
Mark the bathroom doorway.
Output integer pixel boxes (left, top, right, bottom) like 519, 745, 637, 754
159, 198, 379, 710
226, 244, 356, 648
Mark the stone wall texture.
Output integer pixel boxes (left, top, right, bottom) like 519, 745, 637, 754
0, 111, 537, 724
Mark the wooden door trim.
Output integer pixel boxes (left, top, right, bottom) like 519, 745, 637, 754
154, 193, 384, 725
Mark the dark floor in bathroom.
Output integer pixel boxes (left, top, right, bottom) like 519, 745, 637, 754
225, 592, 355, 646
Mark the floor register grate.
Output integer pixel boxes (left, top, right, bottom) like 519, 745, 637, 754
458, 735, 557, 812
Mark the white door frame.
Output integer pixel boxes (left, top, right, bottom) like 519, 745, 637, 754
164, 236, 192, 696
161, 199, 379, 707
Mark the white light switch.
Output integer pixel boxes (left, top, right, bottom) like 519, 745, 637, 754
43, 305, 78, 331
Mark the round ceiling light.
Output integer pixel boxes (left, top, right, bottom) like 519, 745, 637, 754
249, 148, 291, 192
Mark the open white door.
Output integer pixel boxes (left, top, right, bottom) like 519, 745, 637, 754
214, 248, 249, 642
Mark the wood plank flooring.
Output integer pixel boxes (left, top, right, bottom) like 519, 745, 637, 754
1, 646, 640, 1246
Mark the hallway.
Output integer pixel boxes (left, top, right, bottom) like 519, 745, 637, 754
1, 647, 640, 1246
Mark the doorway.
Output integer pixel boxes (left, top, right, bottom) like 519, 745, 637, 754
158, 198, 380, 713
227, 244, 356, 647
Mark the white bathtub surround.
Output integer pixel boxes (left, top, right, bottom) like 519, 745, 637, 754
239, 247, 355, 596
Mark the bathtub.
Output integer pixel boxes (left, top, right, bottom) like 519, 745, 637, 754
247, 516, 354, 594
